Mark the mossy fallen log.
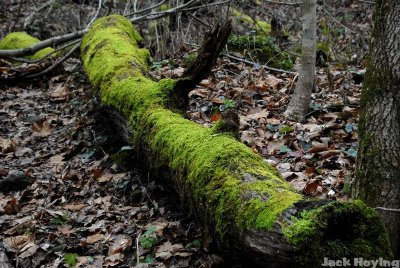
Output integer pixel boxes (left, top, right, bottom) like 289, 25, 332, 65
1, 15, 391, 267
78, 15, 392, 266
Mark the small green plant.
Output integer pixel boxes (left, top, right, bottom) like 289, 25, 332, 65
186, 239, 202, 249
64, 253, 78, 267
144, 254, 155, 263
111, 145, 134, 164
139, 226, 157, 249
50, 213, 70, 225
223, 99, 236, 110
279, 124, 294, 134
182, 52, 198, 67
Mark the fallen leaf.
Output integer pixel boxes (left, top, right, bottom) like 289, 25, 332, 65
0, 137, 17, 153
50, 83, 70, 100
32, 118, 53, 137
64, 203, 86, 212
108, 235, 132, 255
85, 233, 103, 245
155, 241, 184, 260
3, 235, 32, 252
303, 179, 321, 196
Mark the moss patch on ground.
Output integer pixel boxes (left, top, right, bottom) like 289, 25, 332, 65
0, 32, 54, 60
228, 35, 295, 70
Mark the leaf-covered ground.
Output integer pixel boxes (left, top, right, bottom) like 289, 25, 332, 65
0, 64, 224, 267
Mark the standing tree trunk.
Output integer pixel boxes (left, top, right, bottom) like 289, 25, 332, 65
353, 0, 400, 257
284, 0, 317, 121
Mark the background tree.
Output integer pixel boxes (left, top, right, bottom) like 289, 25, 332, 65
284, 0, 317, 121
353, 0, 400, 256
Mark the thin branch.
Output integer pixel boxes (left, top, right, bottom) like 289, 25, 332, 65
261, 0, 301, 6
178, 0, 232, 13
124, 0, 167, 17
357, 0, 375, 4
6, 39, 81, 64
0, 30, 86, 58
224, 53, 298, 75
9, 0, 24, 33
24, 42, 81, 79
376, 207, 400, 213
130, 0, 199, 22
187, 13, 211, 28
85, 0, 103, 30
322, 5, 354, 33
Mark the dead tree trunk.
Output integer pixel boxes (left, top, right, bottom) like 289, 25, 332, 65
284, 0, 317, 121
79, 15, 392, 266
1, 15, 391, 267
353, 0, 400, 257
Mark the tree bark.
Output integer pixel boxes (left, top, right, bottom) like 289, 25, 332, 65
353, 0, 400, 257
284, 0, 317, 121
2, 15, 391, 266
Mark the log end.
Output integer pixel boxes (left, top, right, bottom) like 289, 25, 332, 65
81, 15, 152, 89
282, 200, 393, 264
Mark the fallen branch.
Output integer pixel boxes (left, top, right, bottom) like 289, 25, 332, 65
0, 30, 85, 58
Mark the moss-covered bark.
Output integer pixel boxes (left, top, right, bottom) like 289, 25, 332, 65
353, 0, 400, 256
0, 32, 54, 60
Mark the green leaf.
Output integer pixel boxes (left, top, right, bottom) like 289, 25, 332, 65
186, 239, 202, 249
140, 236, 157, 249
50, 213, 69, 225
144, 226, 156, 236
64, 253, 78, 267
345, 148, 357, 158
279, 124, 294, 134
279, 145, 292, 154
345, 123, 353, 133
224, 99, 236, 110
145, 254, 155, 263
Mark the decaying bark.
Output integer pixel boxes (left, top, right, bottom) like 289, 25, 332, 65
173, 20, 232, 108
353, 0, 400, 257
1, 15, 392, 267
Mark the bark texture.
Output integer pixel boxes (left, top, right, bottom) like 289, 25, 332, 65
353, 0, 400, 257
0, 14, 383, 266
284, 0, 316, 121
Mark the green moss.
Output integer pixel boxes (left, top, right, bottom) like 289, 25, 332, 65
182, 52, 198, 67
316, 42, 330, 54
141, 107, 301, 235
160, 4, 169, 11
0, 32, 54, 60
282, 200, 392, 263
231, 8, 271, 35
82, 15, 303, 234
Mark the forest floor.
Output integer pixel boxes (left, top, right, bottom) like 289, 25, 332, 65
0, 1, 374, 267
